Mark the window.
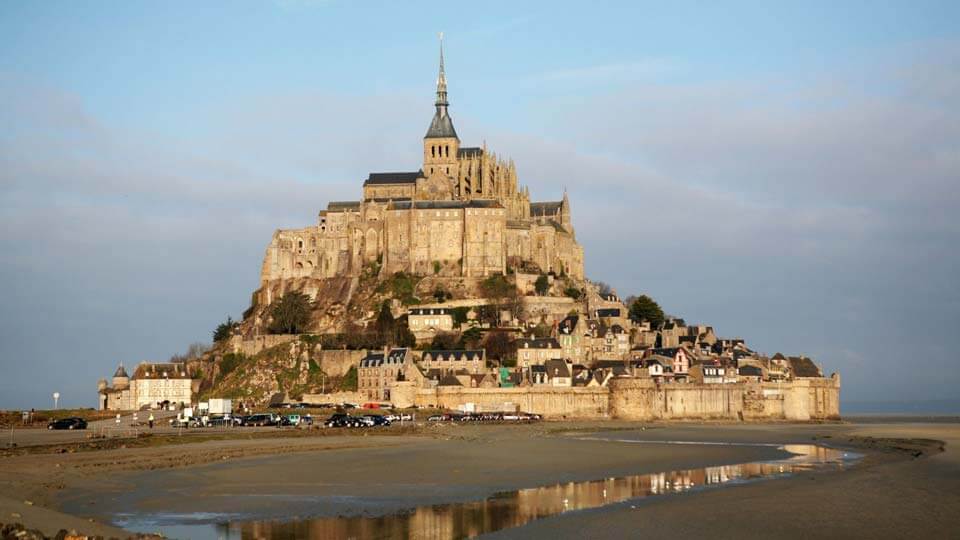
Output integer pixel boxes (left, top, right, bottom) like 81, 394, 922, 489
431, 145, 436, 157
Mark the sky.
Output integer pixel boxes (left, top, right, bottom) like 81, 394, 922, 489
1, 1, 958, 410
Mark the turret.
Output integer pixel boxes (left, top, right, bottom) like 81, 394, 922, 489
112, 363, 129, 390
423, 33, 459, 178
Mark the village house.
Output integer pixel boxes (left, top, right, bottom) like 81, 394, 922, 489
738, 364, 763, 383
543, 359, 573, 387
645, 347, 691, 379
418, 349, 486, 374
515, 337, 562, 367
358, 348, 412, 401
407, 307, 454, 339
557, 314, 589, 364
689, 360, 728, 384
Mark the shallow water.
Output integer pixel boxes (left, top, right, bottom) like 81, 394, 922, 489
113, 442, 859, 540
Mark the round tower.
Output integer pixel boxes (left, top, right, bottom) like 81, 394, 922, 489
112, 363, 130, 390
97, 378, 108, 392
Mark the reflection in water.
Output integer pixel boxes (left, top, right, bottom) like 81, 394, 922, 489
122, 444, 856, 540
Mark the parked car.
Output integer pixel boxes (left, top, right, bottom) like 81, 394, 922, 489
47, 417, 87, 430
324, 413, 352, 428
363, 414, 391, 426
384, 413, 413, 422
207, 415, 237, 427
242, 413, 278, 427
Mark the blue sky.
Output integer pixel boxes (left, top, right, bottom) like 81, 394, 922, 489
1, 1, 958, 409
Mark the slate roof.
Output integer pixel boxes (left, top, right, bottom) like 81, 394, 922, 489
133, 362, 191, 379
788, 356, 822, 377
438, 373, 463, 386
326, 201, 361, 212
425, 110, 458, 139
113, 364, 129, 378
421, 350, 484, 362
458, 147, 483, 157
739, 365, 763, 377
363, 171, 425, 186
359, 348, 408, 368
530, 201, 563, 217
515, 337, 561, 349
409, 308, 451, 316
388, 199, 503, 210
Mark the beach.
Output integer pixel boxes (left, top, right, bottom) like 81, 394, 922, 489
0, 419, 956, 538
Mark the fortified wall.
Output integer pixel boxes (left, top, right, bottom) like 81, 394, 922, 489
399, 375, 840, 421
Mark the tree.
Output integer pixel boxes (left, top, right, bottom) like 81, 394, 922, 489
213, 317, 236, 343
376, 301, 395, 335
451, 306, 470, 329
564, 286, 584, 300
596, 281, 614, 296
482, 331, 514, 363
629, 294, 665, 328
394, 321, 417, 348
458, 326, 483, 349
268, 291, 312, 334
185, 342, 210, 359
430, 331, 461, 350
534, 274, 550, 296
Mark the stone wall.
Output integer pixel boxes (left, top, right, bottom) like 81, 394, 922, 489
403, 375, 840, 421
413, 386, 610, 418
608, 375, 841, 421
301, 391, 362, 405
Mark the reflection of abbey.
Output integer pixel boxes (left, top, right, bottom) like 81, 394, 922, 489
260, 42, 583, 286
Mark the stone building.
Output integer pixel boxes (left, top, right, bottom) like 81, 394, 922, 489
259, 40, 584, 296
98, 362, 197, 411
407, 307, 454, 339
358, 348, 412, 401
418, 349, 486, 374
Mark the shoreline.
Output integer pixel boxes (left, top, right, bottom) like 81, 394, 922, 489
1, 420, 955, 538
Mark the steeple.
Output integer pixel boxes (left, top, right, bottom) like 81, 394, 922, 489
425, 32, 458, 140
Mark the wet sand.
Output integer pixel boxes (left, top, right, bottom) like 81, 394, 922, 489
1, 420, 956, 538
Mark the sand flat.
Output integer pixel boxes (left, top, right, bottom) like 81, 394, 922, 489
2, 421, 957, 538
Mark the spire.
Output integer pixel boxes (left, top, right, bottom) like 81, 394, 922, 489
436, 32, 447, 107
425, 32, 458, 140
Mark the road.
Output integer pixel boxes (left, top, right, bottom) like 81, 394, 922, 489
4, 410, 282, 447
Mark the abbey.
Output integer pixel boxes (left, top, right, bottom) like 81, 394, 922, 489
260, 43, 584, 286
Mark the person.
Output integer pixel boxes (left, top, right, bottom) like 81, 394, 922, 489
148, 413, 154, 429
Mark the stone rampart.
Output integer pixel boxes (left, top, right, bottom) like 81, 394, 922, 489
405, 375, 840, 421
414, 386, 609, 418
608, 375, 840, 421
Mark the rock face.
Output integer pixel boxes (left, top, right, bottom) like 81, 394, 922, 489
202, 340, 363, 407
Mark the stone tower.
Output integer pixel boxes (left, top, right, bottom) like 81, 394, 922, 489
423, 34, 459, 180
112, 363, 129, 390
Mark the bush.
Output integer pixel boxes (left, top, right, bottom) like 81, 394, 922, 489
340, 366, 358, 391
219, 353, 246, 378
534, 274, 550, 296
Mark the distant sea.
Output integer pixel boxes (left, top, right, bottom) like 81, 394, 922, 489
843, 399, 960, 416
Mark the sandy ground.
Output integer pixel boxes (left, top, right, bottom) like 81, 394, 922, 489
0, 420, 956, 539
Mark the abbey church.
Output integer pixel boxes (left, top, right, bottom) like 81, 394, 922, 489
260, 42, 584, 287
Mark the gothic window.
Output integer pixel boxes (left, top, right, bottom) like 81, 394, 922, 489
445, 145, 449, 157
431, 145, 436, 158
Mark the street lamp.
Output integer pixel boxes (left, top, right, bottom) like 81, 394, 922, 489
52, 392, 60, 410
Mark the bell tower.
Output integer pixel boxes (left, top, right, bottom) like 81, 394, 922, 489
423, 33, 459, 179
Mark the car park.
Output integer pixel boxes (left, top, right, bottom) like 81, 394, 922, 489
47, 417, 87, 430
